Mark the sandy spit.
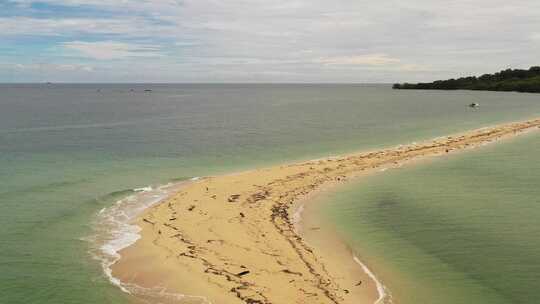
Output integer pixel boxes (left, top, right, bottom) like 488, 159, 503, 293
112, 118, 540, 304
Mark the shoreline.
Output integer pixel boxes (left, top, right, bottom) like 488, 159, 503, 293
88, 181, 196, 295
293, 193, 390, 304
111, 118, 540, 304
293, 188, 391, 304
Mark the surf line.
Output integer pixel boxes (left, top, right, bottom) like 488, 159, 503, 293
353, 256, 390, 304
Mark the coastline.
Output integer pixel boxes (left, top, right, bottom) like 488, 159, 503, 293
111, 118, 540, 304
88, 180, 199, 297
294, 187, 391, 304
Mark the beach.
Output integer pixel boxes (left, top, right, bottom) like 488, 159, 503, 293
111, 118, 540, 304
5, 2, 540, 303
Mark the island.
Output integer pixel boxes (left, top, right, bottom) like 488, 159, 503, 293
393, 66, 540, 93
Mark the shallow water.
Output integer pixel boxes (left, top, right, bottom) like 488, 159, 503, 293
1, 84, 540, 303
320, 131, 540, 304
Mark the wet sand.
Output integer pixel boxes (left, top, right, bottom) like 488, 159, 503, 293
112, 118, 540, 304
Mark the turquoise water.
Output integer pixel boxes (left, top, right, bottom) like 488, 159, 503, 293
321, 131, 540, 304
1, 84, 540, 303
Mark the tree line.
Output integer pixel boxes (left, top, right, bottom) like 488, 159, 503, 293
393, 67, 540, 93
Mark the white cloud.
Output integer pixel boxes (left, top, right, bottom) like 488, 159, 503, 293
9, 0, 183, 10
63, 41, 162, 60
317, 54, 401, 66
0, 17, 174, 37
11, 63, 94, 72
3, 0, 540, 82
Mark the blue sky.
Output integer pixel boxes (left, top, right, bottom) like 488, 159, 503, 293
1, 0, 539, 82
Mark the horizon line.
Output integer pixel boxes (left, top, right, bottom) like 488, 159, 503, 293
0, 82, 395, 85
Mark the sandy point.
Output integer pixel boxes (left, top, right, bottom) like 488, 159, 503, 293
112, 118, 540, 304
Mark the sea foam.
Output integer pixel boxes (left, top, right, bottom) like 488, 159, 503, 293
353, 256, 392, 304
86, 179, 212, 303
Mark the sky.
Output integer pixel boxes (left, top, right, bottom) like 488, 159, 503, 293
1, 0, 539, 83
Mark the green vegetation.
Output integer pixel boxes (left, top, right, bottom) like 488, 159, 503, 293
393, 67, 540, 93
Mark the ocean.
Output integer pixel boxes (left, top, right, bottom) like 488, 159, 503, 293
1, 84, 539, 303
317, 131, 540, 304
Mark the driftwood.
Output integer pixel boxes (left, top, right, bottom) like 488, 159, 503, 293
143, 218, 155, 225
236, 270, 250, 277
228, 194, 241, 202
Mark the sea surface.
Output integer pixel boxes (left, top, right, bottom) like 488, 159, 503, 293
1, 84, 539, 303
318, 131, 540, 304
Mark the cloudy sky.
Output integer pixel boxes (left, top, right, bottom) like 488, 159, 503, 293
1, 0, 539, 82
